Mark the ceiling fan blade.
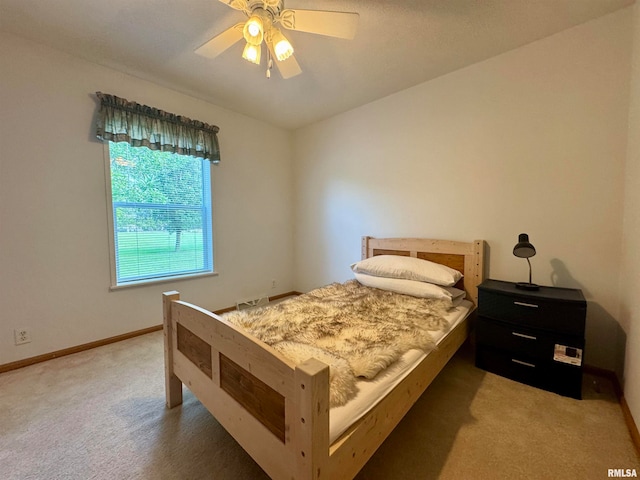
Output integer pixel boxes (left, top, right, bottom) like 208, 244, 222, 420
280, 9, 359, 39
276, 54, 302, 79
195, 23, 244, 59
217, 0, 249, 13
266, 42, 302, 79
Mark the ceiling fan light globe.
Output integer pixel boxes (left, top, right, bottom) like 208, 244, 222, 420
242, 43, 261, 64
274, 39, 293, 61
243, 16, 264, 45
270, 28, 294, 61
248, 23, 260, 37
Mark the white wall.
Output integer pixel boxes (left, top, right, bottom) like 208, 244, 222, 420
0, 33, 294, 365
293, 9, 632, 371
620, 2, 640, 438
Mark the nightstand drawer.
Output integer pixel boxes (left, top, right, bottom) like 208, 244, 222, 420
476, 346, 582, 399
478, 289, 586, 334
476, 346, 545, 389
476, 316, 584, 361
477, 316, 552, 359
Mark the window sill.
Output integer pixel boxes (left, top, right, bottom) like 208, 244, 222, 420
109, 271, 219, 291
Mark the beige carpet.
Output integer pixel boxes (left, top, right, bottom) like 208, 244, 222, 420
0, 331, 638, 480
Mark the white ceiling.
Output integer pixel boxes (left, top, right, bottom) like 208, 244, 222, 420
0, 0, 634, 129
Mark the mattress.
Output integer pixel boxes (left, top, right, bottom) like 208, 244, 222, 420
329, 299, 473, 443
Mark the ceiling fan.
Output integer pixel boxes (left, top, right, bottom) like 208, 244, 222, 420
195, 0, 359, 79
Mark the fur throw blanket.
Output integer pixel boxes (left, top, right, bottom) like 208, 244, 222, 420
223, 280, 452, 407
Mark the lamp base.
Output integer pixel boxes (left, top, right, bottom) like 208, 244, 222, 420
516, 282, 539, 291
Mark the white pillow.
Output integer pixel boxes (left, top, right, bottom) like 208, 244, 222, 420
351, 255, 462, 287
353, 272, 466, 306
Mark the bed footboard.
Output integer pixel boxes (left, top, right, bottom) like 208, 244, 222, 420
163, 291, 331, 480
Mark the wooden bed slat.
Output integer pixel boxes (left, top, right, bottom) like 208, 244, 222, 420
416, 252, 465, 273
372, 248, 411, 257
177, 323, 213, 379
220, 353, 286, 443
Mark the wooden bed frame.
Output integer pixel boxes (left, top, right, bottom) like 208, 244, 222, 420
163, 237, 486, 479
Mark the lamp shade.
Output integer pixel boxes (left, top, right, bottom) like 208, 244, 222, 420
513, 233, 536, 258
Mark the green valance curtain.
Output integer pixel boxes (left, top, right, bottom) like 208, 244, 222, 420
95, 92, 220, 163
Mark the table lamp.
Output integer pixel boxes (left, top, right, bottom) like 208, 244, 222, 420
513, 233, 539, 290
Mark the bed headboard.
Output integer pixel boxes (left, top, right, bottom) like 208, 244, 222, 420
361, 237, 486, 306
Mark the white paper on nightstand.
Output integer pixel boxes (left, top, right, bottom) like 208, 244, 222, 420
553, 344, 582, 366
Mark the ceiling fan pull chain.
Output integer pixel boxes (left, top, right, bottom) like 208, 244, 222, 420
266, 51, 273, 79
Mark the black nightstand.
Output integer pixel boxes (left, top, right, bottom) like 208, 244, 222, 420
475, 279, 586, 399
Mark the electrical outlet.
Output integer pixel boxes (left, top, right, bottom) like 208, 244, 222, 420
14, 328, 31, 345
271, 279, 276, 289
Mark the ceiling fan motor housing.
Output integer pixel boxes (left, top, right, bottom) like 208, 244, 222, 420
247, 0, 283, 18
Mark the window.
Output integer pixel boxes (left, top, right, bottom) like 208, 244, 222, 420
95, 92, 219, 287
106, 141, 213, 286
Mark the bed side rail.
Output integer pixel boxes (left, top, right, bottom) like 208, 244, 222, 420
327, 313, 471, 479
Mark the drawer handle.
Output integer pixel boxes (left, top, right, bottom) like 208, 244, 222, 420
511, 359, 536, 368
514, 301, 539, 308
512, 332, 537, 341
